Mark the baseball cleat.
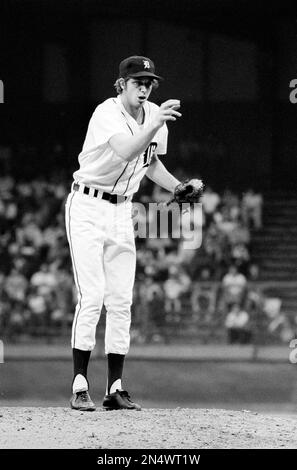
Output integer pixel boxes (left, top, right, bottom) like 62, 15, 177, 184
70, 391, 96, 411
102, 390, 141, 411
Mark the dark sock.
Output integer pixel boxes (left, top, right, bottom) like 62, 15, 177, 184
72, 348, 91, 384
107, 353, 125, 394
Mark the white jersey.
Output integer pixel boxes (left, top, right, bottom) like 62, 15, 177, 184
73, 95, 168, 196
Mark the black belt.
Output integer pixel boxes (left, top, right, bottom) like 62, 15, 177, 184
73, 183, 128, 204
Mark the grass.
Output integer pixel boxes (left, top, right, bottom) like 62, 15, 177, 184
0, 359, 296, 408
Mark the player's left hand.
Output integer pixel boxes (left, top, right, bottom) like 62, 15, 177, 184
166, 178, 204, 208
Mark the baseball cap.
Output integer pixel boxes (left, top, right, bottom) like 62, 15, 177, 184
118, 56, 163, 81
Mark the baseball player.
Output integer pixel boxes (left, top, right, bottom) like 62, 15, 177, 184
65, 55, 185, 411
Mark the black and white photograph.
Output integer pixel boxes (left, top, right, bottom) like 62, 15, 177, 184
0, 0, 297, 459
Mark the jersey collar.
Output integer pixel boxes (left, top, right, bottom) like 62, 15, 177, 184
116, 95, 148, 130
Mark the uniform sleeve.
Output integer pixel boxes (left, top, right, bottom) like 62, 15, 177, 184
88, 103, 128, 148
154, 123, 168, 155
148, 103, 168, 155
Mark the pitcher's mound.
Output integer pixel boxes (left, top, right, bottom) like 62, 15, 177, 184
0, 407, 296, 449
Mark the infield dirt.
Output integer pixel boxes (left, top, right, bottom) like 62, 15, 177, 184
0, 407, 296, 449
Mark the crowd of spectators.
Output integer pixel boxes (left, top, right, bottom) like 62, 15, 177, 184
0, 171, 292, 345
0, 173, 75, 340
132, 182, 267, 344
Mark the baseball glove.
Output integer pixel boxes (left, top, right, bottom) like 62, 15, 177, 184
167, 178, 204, 208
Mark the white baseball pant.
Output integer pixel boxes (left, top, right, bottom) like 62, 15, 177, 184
65, 187, 136, 354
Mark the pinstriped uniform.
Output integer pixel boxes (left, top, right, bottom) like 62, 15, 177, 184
65, 95, 168, 353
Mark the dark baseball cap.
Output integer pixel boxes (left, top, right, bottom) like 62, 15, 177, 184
118, 56, 163, 81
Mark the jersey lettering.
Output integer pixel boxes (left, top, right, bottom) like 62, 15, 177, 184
143, 142, 157, 167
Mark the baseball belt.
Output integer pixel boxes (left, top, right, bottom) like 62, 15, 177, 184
72, 183, 130, 204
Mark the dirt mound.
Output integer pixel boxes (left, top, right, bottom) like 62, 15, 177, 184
0, 407, 296, 449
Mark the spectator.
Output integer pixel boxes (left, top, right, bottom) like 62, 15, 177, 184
204, 222, 228, 271
5, 301, 28, 341
52, 265, 75, 327
41, 218, 65, 251
27, 283, 56, 335
136, 276, 164, 342
245, 283, 265, 334
45, 231, 69, 265
222, 189, 240, 222
27, 290, 48, 331
163, 265, 191, 320
147, 290, 167, 342
220, 265, 247, 310
201, 186, 221, 227
242, 188, 263, 229
16, 213, 44, 251
225, 303, 251, 344
231, 243, 250, 275
267, 312, 295, 343
191, 268, 219, 322
228, 220, 250, 246
4, 267, 28, 303
30, 263, 57, 296
214, 206, 238, 237
248, 263, 260, 281
0, 232, 11, 274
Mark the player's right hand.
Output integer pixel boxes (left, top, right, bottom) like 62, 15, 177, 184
153, 99, 182, 128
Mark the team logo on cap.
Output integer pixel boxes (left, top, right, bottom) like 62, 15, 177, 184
143, 60, 150, 69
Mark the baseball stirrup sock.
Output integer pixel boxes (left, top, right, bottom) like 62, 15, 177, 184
109, 378, 123, 395
72, 348, 91, 390
72, 374, 88, 394
107, 353, 125, 394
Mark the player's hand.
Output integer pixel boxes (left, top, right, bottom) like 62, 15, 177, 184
153, 99, 182, 128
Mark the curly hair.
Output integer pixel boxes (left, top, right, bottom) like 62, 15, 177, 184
114, 77, 159, 94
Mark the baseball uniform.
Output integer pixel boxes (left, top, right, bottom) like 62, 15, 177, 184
65, 96, 168, 353
67, 55, 182, 412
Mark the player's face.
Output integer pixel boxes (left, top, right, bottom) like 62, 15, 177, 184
124, 78, 153, 107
